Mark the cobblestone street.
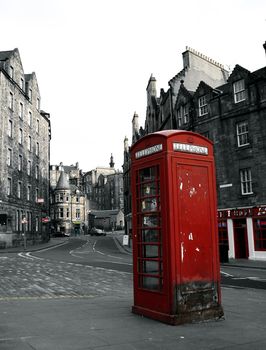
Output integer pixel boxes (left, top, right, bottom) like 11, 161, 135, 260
0, 254, 132, 301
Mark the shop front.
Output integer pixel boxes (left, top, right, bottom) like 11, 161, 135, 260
218, 207, 266, 261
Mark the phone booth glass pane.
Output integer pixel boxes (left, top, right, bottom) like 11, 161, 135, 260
136, 165, 163, 291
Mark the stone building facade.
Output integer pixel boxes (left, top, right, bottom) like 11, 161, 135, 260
0, 48, 51, 247
50, 170, 86, 235
83, 155, 124, 211
124, 42, 266, 261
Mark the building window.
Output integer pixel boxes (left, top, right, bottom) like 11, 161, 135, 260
36, 119, 40, 133
10, 66, 14, 79
7, 178, 12, 196
19, 102, 24, 119
8, 120, 13, 137
234, 79, 246, 103
29, 88, 32, 102
37, 97, 40, 111
177, 104, 189, 126
76, 209, 80, 219
18, 154, 23, 171
198, 95, 208, 116
28, 111, 32, 127
19, 128, 23, 144
18, 181, 22, 199
27, 185, 31, 201
254, 219, 266, 251
240, 168, 253, 195
20, 78, 24, 90
9, 92, 14, 110
28, 135, 32, 151
35, 216, 39, 232
7, 148, 12, 166
66, 208, 69, 218
237, 121, 249, 147
36, 142, 39, 156
59, 208, 64, 218
59, 193, 64, 202
35, 165, 39, 180
35, 188, 39, 202
27, 160, 31, 176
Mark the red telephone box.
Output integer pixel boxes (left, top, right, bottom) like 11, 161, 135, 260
130, 130, 223, 325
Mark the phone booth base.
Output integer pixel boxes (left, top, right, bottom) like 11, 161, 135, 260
130, 130, 224, 326
132, 305, 223, 326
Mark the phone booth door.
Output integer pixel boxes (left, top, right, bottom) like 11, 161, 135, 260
132, 160, 170, 318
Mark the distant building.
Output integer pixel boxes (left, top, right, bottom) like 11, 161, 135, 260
88, 209, 124, 231
50, 170, 86, 235
0, 48, 51, 247
83, 154, 124, 211
124, 42, 266, 261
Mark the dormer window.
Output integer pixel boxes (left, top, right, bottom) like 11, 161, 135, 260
177, 105, 189, 126
198, 95, 208, 116
234, 79, 246, 103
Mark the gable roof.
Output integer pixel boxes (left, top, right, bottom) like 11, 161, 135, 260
0, 50, 14, 61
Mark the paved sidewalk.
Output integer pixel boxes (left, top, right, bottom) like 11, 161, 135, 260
0, 233, 266, 349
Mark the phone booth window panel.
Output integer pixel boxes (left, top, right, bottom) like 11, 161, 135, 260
136, 165, 163, 292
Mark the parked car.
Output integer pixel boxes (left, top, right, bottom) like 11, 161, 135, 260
90, 227, 106, 236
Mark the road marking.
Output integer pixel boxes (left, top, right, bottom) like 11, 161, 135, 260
18, 252, 43, 260
92, 239, 124, 259
220, 270, 234, 277
0, 336, 35, 342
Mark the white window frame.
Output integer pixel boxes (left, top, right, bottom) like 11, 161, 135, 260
7, 178, 12, 196
36, 119, 40, 133
198, 95, 208, 116
35, 188, 39, 202
36, 142, 39, 156
10, 66, 14, 79
234, 79, 246, 103
177, 105, 189, 126
237, 121, 249, 147
27, 185, 31, 201
18, 154, 23, 171
9, 92, 14, 110
35, 165, 39, 180
240, 168, 253, 195
28, 135, 32, 151
20, 78, 24, 90
7, 148, 12, 166
37, 97, 40, 111
19, 128, 23, 144
8, 119, 13, 137
29, 88, 32, 102
28, 111, 32, 127
19, 102, 24, 119
18, 181, 22, 199
27, 160, 31, 176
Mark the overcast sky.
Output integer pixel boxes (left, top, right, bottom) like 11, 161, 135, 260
0, 0, 265, 171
